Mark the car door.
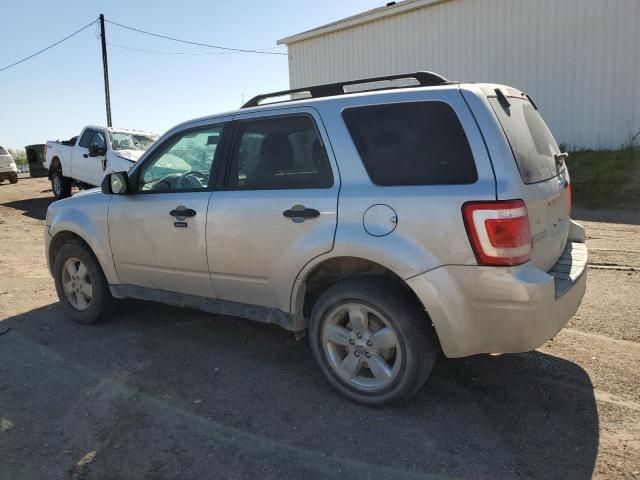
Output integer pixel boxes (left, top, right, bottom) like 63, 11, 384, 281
71, 128, 94, 182
108, 120, 229, 298
207, 108, 339, 312
84, 130, 108, 185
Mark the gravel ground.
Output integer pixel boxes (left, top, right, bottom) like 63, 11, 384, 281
1, 176, 639, 479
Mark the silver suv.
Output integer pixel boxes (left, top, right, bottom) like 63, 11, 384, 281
45, 72, 587, 406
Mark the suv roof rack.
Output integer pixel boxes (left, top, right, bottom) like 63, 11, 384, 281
241, 71, 450, 108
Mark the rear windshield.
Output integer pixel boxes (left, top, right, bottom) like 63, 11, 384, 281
0, 147, 8, 155
342, 101, 477, 186
489, 97, 560, 184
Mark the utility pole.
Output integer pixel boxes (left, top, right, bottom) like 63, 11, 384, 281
99, 14, 112, 127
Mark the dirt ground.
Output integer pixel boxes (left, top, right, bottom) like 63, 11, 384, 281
1, 176, 639, 479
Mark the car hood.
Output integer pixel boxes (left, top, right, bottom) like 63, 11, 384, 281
113, 149, 145, 162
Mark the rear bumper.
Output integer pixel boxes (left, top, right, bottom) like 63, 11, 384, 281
407, 240, 588, 358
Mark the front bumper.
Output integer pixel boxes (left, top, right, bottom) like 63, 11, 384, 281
407, 241, 588, 358
0, 167, 18, 179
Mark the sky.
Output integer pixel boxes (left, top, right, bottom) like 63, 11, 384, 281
0, 0, 383, 149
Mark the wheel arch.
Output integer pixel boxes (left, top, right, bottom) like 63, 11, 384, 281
48, 224, 119, 285
48, 156, 61, 179
291, 255, 438, 339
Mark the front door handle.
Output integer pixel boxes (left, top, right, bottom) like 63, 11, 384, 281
283, 206, 320, 220
170, 208, 196, 218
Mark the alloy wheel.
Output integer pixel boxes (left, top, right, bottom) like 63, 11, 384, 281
321, 302, 403, 392
61, 257, 92, 311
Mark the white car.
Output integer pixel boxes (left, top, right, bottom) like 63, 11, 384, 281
44, 126, 158, 199
0, 146, 18, 184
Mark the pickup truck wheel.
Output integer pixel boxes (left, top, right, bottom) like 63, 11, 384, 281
309, 278, 437, 406
53, 241, 114, 324
51, 168, 71, 199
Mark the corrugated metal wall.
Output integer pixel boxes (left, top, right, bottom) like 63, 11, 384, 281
287, 0, 640, 150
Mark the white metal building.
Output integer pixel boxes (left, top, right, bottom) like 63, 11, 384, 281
278, 0, 640, 150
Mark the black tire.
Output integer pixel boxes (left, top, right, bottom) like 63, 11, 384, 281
51, 164, 71, 199
53, 241, 114, 324
309, 277, 437, 406
9, 172, 18, 184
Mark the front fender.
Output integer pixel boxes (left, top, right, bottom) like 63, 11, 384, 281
46, 195, 119, 284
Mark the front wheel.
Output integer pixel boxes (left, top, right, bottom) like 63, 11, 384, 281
53, 241, 114, 324
309, 278, 437, 406
51, 167, 71, 199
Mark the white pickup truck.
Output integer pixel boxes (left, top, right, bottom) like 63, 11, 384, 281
44, 126, 158, 199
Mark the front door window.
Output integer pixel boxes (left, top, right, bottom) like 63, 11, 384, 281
139, 126, 223, 192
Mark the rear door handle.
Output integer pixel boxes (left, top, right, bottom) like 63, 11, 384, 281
83, 154, 88, 158
170, 208, 196, 218
283, 206, 320, 220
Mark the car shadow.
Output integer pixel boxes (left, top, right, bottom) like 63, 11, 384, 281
1, 196, 54, 221
0, 302, 598, 479
573, 207, 640, 225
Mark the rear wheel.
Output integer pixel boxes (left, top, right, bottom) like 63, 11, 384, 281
51, 164, 71, 199
309, 278, 437, 406
9, 172, 18, 184
53, 241, 114, 324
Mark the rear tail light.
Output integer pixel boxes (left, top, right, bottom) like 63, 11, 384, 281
567, 182, 572, 215
43, 144, 48, 160
462, 200, 531, 266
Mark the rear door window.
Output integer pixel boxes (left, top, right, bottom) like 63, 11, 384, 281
225, 115, 333, 189
489, 97, 560, 184
342, 101, 477, 186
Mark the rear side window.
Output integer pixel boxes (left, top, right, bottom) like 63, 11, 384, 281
489, 97, 560, 184
342, 101, 477, 186
226, 115, 333, 189
78, 129, 95, 148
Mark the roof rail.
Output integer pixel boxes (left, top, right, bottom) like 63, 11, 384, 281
241, 71, 450, 108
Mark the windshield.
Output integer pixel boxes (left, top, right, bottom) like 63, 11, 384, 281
109, 132, 158, 152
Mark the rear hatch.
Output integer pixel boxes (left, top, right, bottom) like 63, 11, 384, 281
488, 91, 571, 271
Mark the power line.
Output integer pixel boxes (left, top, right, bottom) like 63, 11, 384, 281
105, 19, 287, 56
0, 20, 97, 73
107, 42, 283, 56
107, 42, 233, 56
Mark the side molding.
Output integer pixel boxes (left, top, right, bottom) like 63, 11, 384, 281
110, 284, 295, 331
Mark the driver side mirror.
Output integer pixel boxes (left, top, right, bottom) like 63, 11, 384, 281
101, 171, 129, 195
89, 143, 106, 157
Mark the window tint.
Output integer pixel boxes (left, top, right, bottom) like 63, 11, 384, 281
489, 97, 560, 184
342, 102, 477, 186
78, 129, 95, 148
226, 115, 332, 189
138, 125, 223, 192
